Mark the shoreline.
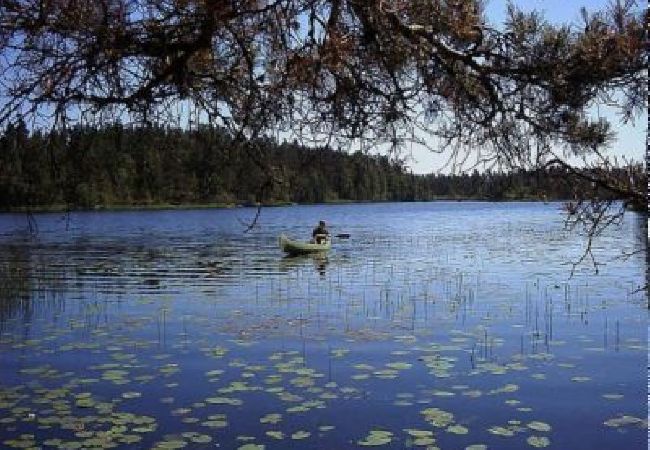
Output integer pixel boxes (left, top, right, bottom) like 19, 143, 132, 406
0, 197, 584, 214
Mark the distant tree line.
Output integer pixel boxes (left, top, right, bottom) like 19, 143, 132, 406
0, 122, 643, 210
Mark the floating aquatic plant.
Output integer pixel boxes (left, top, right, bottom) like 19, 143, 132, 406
527, 421, 551, 432
357, 430, 393, 446
527, 436, 550, 447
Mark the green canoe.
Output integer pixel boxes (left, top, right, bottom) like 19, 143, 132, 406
279, 234, 331, 255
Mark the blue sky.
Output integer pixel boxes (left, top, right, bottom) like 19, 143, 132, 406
406, 0, 647, 173
485, 0, 613, 24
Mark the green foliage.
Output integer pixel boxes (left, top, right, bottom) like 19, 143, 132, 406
0, 125, 639, 210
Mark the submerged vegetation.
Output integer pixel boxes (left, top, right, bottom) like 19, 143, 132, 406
0, 123, 643, 210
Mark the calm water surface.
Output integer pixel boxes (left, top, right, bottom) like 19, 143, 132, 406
0, 202, 646, 449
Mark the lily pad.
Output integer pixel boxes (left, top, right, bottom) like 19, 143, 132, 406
205, 396, 242, 406
266, 431, 284, 439
237, 445, 265, 450
291, 431, 311, 440
385, 362, 412, 370
527, 421, 551, 432
488, 426, 515, 437
358, 430, 393, 446
260, 413, 282, 425
527, 436, 550, 447
121, 391, 142, 399
447, 425, 469, 435
190, 435, 212, 444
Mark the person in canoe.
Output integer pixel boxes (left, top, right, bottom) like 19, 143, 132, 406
312, 220, 329, 244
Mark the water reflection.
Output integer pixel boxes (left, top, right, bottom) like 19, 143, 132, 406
279, 254, 329, 277
0, 203, 645, 450
0, 245, 67, 330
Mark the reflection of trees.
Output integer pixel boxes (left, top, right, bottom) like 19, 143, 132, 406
632, 211, 648, 248
0, 245, 65, 330
630, 212, 649, 303
0, 236, 253, 330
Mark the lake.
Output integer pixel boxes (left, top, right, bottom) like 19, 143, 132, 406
0, 202, 646, 450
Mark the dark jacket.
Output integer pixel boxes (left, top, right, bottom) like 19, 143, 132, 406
312, 225, 329, 238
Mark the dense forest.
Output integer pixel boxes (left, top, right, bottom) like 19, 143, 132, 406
0, 122, 644, 210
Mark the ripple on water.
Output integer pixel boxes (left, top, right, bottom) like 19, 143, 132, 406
0, 203, 646, 450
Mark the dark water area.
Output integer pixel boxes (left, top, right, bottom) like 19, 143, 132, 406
0, 202, 646, 449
